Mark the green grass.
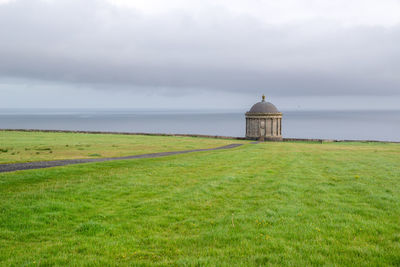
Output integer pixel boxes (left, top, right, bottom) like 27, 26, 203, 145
1, 133, 400, 266
0, 131, 247, 164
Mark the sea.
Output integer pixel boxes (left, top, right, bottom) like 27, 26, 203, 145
0, 109, 399, 141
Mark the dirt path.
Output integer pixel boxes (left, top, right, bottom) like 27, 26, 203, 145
0, 144, 243, 173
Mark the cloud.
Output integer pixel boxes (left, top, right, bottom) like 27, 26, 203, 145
0, 0, 400, 97
110, 0, 400, 27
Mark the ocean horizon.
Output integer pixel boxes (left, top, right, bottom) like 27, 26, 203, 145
1, 109, 399, 142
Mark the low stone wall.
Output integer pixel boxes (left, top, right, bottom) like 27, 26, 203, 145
282, 138, 400, 144
1, 129, 399, 143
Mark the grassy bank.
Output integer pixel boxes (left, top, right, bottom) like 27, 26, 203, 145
1, 133, 400, 265
0, 131, 246, 164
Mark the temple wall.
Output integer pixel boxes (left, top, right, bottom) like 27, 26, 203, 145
245, 113, 282, 140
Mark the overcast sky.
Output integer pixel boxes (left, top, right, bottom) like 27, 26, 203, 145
0, 0, 400, 110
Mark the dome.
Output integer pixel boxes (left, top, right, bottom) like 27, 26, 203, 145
248, 95, 280, 113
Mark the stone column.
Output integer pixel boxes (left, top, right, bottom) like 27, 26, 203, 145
270, 119, 273, 136
273, 119, 277, 136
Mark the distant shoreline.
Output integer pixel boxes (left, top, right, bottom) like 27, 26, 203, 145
1, 128, 399, 144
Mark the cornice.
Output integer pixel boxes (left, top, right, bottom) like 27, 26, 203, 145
245, 112, 282, 117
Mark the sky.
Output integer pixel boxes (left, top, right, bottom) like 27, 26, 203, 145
0, 0, 400, 110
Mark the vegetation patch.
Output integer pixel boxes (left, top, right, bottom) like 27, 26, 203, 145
0, 131, 246, 164
76, 221, 110, 236
35, 147, 52, 151
0, 132, 399, 265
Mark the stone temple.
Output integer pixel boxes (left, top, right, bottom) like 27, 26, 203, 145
245, 95, 282, 141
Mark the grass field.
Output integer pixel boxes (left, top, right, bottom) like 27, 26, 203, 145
1, 132, 400, 266
0, 131, 246, 164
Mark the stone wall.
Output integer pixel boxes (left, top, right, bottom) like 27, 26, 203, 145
245, 113, 282, 140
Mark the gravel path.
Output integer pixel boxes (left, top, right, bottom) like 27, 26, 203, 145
0, 144, 243, 173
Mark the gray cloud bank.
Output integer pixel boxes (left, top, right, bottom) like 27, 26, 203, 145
0, 0, 400, 97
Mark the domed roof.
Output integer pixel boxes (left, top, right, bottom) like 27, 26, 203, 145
248, 95, 280, 113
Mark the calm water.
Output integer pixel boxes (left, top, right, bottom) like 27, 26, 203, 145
0, 109, 399, 141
